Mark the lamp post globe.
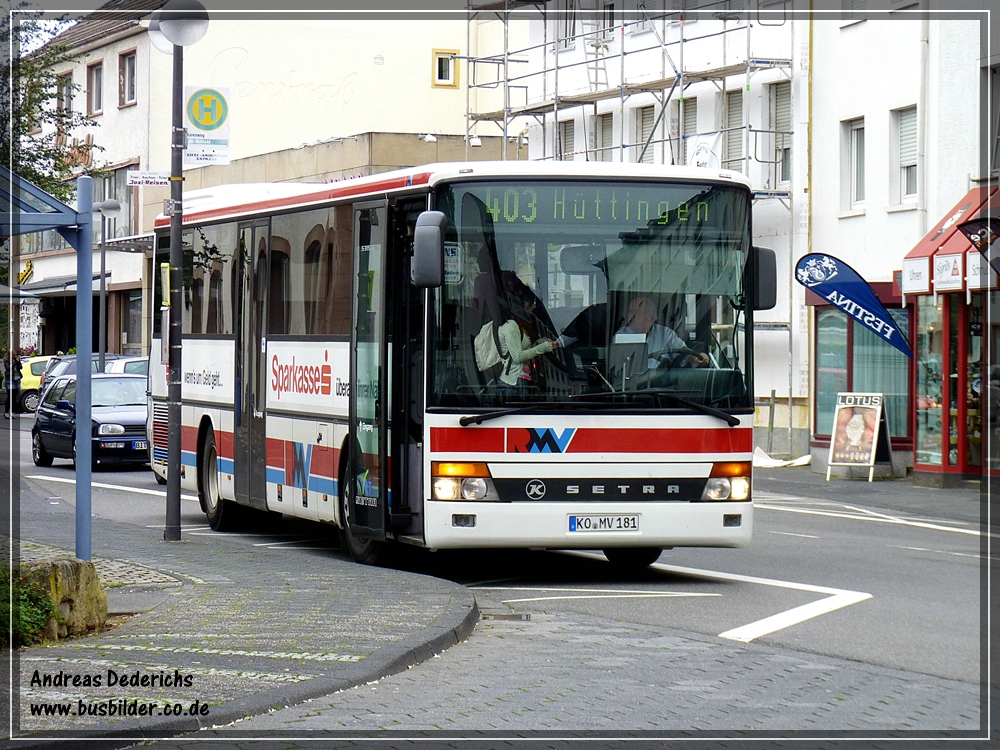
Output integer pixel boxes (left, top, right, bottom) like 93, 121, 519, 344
159, 0, 209, 47
147, 16, 174, 56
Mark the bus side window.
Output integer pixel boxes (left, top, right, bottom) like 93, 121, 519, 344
269, 237, 291, 334
329, 206, 353, 335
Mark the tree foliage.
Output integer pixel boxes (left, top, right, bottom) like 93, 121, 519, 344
1, 3, 104, 203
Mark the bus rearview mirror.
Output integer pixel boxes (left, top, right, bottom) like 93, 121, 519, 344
412, 211, 447, 288
752, 246, 777, 311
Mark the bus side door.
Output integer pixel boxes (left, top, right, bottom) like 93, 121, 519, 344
347, 202, 389, 541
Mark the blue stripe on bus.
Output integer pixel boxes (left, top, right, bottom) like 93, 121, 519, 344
218, 457, 234, 474
308, 475, 336, 496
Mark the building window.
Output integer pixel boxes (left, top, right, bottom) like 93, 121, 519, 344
724, 89, 743, 172
558, 0, 577, 48
119, 51, 136, 106
597, 113, 613, 162
989, 65, 999, 175
432, 49, 459, 88
846, 117, 865, 207
897, 106, 917, 199
815, 304, 912, 443
56, 73, 73, 114
636, 105, 655, 164
87, 62, 102, 114
772, 81, 791, 184
681, 96, 697, 165
558, 119, 575, 160
600, 2, 616, 38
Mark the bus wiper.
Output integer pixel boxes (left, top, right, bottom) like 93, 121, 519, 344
459, 403, 545, 426
460, 400, 618, 426
578, 389, 739, 427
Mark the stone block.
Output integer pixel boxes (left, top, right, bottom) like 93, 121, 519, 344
19, 558, 108, 640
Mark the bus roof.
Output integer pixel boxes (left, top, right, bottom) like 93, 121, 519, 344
154, 161, 753, 229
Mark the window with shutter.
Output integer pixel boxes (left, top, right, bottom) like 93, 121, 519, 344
637, 106, 655, 163
725, 90, 743, 171
598, 113, 613, 162
898, 106, 917, 198
773, 81, 791, 183
559, 120, 576, 160
681, 97, 697, 165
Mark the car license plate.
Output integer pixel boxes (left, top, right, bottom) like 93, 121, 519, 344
133, 440, 147, 450
569, 514, 639, 532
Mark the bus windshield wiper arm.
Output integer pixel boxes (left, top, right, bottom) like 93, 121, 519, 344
460, 403, 545, 426
576, 389, 739, 427
458, 401, 604, 427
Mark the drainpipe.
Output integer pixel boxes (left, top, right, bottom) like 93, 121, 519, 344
918, 18, 929, 236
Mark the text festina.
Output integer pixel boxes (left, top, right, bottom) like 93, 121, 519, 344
823, 290, 897, 342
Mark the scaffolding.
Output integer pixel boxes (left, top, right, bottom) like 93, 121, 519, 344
465, 1, 800, 455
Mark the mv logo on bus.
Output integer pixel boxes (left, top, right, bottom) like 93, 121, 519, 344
286, 441, 312, 490
513, 428, 576, 454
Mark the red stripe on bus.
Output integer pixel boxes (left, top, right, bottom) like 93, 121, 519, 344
564, 428, 753, 454
154, 173, 432, 229
430, 428, 505, 453
182, 426, 199, 453
217, 429, 234, 461
266, 437, 284, 468
312, 445, 338, 478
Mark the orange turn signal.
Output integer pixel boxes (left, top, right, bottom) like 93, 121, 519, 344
432, 462, 492, 478
710, 461, 751, 478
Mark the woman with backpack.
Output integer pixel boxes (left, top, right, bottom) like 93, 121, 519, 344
495, 273, 559, 394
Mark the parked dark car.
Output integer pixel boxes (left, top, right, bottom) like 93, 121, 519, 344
38, 353, 124, 394
32, 373, 149, 469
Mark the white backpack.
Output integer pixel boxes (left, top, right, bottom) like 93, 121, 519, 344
474, 321, 506, 371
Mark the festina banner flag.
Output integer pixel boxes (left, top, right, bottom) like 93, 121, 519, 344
957, 208, 1000, 274
795, 254, 913, 359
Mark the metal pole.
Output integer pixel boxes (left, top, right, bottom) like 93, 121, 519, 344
98, 214, 106, 371
75, 176, 94, 561
165, 44, 183, 542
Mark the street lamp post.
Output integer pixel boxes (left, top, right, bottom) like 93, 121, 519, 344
150, 0, 208, 542
94, 198, 121, 371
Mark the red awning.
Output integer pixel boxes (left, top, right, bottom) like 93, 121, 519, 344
900, 185, 997, 295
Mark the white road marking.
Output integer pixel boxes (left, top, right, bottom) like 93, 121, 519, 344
766, 530, 820, 539
756, 502, 989, 537
251, 538, 328, 548
561, 552, 873, 643
888, 544, 980, 560
653, 562, 873, 643
474, 585, 719, 604
25, 475, 200, 501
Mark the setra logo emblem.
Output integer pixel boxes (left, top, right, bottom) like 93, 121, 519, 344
525, 480, 546, 500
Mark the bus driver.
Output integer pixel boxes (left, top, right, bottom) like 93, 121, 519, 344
617, 297, 710, 369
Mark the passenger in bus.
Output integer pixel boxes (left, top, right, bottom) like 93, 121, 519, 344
495, 273, 559, 393
617, 296, 709, 369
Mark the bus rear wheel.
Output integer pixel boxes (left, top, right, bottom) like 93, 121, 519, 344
603, 547, 662, 568
338, 478, 382, 565
202, 428, 242, 532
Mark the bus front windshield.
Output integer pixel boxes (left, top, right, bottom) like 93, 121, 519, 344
428, 179, 753, 411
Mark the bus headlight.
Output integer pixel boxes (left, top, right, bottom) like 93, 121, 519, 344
431, 462, 496, 501
701, 462, 751, 501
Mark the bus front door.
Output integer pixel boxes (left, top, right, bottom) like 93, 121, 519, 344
235, 222, 269, 512
347, 202, 388, 542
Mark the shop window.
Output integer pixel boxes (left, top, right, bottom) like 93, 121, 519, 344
122, 292, 142, 355
815, 305, 912, 442
915, 296, 944, 465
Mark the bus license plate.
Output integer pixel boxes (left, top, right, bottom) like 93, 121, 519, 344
133, 440, 147, 451
569, 514, 639, 532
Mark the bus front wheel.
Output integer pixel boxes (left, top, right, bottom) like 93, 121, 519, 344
603, 547, 662, 568
338, 479, 382, 565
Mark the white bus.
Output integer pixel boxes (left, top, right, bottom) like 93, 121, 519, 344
148, 161, 775, 567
